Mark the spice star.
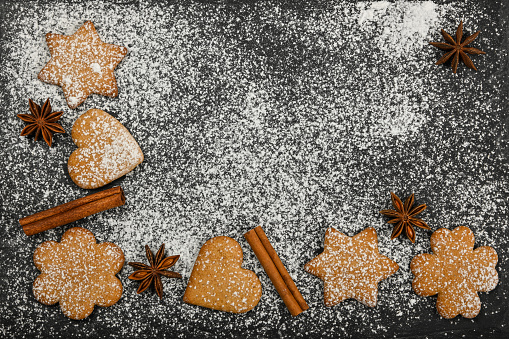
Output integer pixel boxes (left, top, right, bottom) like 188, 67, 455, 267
128, 244, 182, 299
304, 227, 399, 307
38, 21, 127, 109
17, 98, 65, 147
429, 21, 486, 73
380, 192, 430, 243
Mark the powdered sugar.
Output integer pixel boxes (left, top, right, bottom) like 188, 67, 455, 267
358, 1, 440, 59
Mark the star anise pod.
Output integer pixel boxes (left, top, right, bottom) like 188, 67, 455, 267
380, 192, 430, 243
429, 21, 486, 73
17, 98, 65, 147
128, 244, 182, 299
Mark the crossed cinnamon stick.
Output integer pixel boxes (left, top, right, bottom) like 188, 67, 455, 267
244, 226, 309, 316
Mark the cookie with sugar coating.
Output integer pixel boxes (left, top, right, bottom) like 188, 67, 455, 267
410, 226, 498, 319
33, 227, 124, 320
68, 109, 143, 189
183, 236, 262, 313
305, 227, 399, 307
38, 21, 127, 109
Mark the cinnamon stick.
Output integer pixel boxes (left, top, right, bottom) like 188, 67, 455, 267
20, 186, 126, 236
254, 226, 309, 311
244, 226, 308, 316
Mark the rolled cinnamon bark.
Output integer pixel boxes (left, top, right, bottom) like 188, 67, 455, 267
244, 226, 308, 316
254, 226, 309, 311
20, 186, 125, 236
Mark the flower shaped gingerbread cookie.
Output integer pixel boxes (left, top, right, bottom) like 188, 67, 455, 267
410, 226, 498, 319
33, 227, 124, 319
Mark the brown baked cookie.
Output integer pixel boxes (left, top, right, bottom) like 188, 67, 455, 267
38, 21, 127, 109
183, 236, 262, 313
33, 227, 124, 320
68, 109, 144, 189
305, 227, 399, 307
410, 226, 498, 319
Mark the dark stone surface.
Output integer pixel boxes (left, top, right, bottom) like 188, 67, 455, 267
0, 1, 507, 338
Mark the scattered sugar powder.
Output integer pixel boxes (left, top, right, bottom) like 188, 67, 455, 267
0, 1, 507, 338
91, 63, 102, 75
358, 1, 440, 59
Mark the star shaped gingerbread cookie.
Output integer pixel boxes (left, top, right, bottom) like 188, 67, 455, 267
305, 227, 399, 307
38, 21, 127, 109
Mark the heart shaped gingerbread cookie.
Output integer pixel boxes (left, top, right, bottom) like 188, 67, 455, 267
183, 236, 262, 313
68, 109, 143, 189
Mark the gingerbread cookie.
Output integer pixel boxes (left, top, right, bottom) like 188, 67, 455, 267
183, 236, 262, 313
410, 226, 498, 319
38, 21, 127, 109
33, 227, 124, 320
68, 109, 144, 189
305, 227, 399, 307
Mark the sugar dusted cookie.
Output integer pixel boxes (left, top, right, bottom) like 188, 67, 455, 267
410, 226, 498, 319
33, 227, 124, 320
38, 21, 127, 109
305, 227, 399, 307
68, 109, 144, 189
183, 236, 262, 313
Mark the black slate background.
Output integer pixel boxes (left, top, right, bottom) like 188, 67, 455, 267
0, 0, 508, 338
